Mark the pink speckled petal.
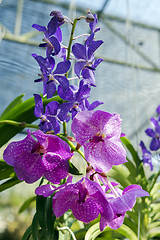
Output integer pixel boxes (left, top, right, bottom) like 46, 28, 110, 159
72, 198, 99, 223
14, 153, 45, 183
3, 133, 36, 166
53, 188, 78, 217
84, 139, 126, 173
43, 152, 69, 184
71, 111, 98, 145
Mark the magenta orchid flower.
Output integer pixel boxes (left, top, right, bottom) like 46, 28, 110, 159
35, 177, 149, 231
36, 177, 114, 226
71, 110, 127, 173
3, 130, 72, 184
101, 184, 149, 230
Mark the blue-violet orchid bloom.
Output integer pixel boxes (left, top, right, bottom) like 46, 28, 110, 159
145, 117, 160, 151
34, 94, 60, 134
139, 141, 153, 171
72, 42, 103, 86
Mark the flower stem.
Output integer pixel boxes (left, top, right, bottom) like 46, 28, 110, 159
66, 18, 78, 62
63, 122, 67, 137
62, 18, 78, 136
0, 120, 39, 129
57, 134, 85, 160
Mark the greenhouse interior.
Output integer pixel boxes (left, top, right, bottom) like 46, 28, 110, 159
1, 0, 160, 239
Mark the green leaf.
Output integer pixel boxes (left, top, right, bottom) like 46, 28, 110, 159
0, 159, 15, 180
46, 196, 56, 240
21, 225, 32, 240
123, 211, 138, 225
32, 213, 40, 240
0, 94, 24, 119
148, 227, 160, 238
34, 195, 56, 240
107, 165, 132, 188
121, 137, 146, 187
19, 196, 36, 213
121, 137, 141, 166
124, 217, 137, 235
0, 95, 62, 148
0, 176, 22, 192
116, 224, 138, 240
69, 161, 82, 175
151, 203, 160, 212
36, 195, 47, 230
85, 223, 138, 240
151, 191, 160, 202
148, 221, 160, 230
152, 211, 160, 221
150, 182, 160, 196
123, 158, 137, 181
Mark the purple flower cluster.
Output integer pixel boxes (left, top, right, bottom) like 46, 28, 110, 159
140, 105, 160, 170
31, 11, 104, 131
36, 175, 148, 231
3, 10, 149, 232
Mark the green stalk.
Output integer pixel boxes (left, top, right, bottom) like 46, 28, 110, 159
0, 120, 39, 129
62, 18, 78, 136
66, 18, 78, 62
63, 122, 67, 137
57, 134, 85, 160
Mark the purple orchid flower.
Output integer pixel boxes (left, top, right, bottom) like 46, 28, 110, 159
139, 141, 153, 171
83, 99, 104, 111
85, 10, 95, 23
50, 10, 65, 26
72, 42, 103, 86
32, 53, 70, 98
36, 176, 114, 227
71, 110, 127, 173
145, 117, 160, 151
3, 130, 72, 184
156, 105, 160, 115
34, 94, 60, 134
85, 13, 101, 47
89, 13, 100, 34
101, 184, 149, 230
57, 80, 90, 122
35, 176, 149, 231
32, 17, 61, 57
57, 80, 103, 122
156, 105, 160, 121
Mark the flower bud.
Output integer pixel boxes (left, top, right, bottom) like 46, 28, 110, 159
86, 9, 95, 23
50, 10, 64, 22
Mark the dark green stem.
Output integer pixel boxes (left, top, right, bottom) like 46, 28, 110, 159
0, 120, 39, 129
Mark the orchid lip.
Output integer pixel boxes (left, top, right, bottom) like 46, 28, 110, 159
90, 131, 106, 143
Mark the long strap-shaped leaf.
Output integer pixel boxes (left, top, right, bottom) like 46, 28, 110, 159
0, 176, 22, 192
121, 137, 146, 188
